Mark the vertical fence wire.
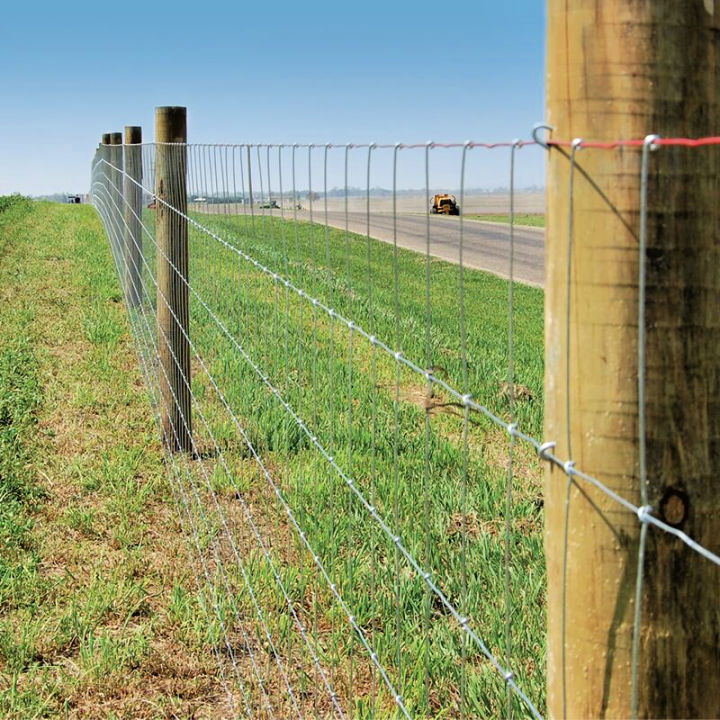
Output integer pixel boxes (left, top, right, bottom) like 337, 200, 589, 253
505, 139, 520, 720
89, 137, 635, 720
559, 138, 581, 720
91, 131, 720, 720
629, 135, 659, 719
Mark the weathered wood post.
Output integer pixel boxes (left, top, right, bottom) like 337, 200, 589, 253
97, 134, 112, 205
545, 2, 720, 717
108, 132, 124, 267
155, 106, 192, 452
124, 126, 143, 307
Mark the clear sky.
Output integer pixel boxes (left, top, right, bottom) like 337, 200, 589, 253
0, 1, 546, 196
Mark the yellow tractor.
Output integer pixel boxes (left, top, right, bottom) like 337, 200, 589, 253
430, 194, 460, 215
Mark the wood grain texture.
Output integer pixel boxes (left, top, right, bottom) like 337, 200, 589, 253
545, 2, 720, 717
108, 132, 124, 269
155, 107, 191, 452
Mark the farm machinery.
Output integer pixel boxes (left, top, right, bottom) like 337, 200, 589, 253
430, 194, 460, 215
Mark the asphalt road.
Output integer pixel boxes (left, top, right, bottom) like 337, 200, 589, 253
191, 204, 545, 287
294, 210, 545, 287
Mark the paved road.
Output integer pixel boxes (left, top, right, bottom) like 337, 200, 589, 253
193, 204, 545, 287
295, 210, 545, 287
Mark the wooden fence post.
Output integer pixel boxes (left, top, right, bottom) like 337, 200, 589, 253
545, 2, 720, 717
108, 132, 123, 266
155, 106, 192, 452
124, 126, 143, 307
98, 134, 112, 206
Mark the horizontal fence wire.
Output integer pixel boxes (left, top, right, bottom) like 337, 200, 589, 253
546, 135, 720, 149
91, 133, 719, 718
93, 139, 548, 718
102, 141, 720, 566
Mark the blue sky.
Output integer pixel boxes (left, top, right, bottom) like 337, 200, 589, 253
0, 1, 546, 195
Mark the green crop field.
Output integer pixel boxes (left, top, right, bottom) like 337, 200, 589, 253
131, 206, 547, 716
2, 195, 546, 717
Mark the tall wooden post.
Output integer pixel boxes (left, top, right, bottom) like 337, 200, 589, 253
545, 2, 720, 718
108, 132, 124, 267
155, 106, 192, 452
124, 126, 143, 307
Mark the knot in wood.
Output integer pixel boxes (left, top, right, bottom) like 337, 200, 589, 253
659, 486, 689, 528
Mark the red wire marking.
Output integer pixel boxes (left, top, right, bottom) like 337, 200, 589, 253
547, 136, 720, 150
158, 137, 720, 151
656, 136, 720, 147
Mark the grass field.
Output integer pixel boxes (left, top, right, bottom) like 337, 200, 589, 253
465, 214, 545, 228
0, 198, 233, 718
127, 204, 547, 716
2, 193, 546, 717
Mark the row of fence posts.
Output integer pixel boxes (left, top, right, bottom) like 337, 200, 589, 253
97, 107, 192, 453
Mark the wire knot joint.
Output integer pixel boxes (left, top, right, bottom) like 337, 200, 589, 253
637, 505, 654, 524
644, 134, 661, 151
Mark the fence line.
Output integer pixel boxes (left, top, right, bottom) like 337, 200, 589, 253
91, 125, 720, 718
93, 140, 544, 717
96, 145, 720, 566
93, 179, 349, 717
94, 187, 256, 716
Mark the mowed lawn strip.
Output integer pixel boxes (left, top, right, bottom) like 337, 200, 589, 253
464, 213, 545, 227
0, 199, 231, 718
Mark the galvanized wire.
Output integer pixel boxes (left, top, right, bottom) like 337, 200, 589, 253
99, 149, 720, 569
93, 152, 545, 719
93, 168, 343, 717
92, 160, 411, 718
92, 134, 720, 720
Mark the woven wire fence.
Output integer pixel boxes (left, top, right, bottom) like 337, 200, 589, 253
90, 134, 719, 719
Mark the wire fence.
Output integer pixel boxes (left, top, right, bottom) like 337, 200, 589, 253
90, 129, 720, 719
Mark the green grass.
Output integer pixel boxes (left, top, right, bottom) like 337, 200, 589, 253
131, 206, 548, 716
465, 213, 545, 228
4, 192, 546, 715
0, 199, 229, 717
0, 197, 43, 619
0, 194, 32, 215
